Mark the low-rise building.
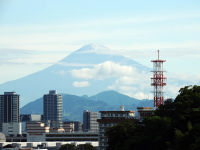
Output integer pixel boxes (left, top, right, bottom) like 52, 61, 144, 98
46, 132, 98, 142
26, 122, 50, 142
2, 122, 22, 136
50, 128, 65, 133
64, 121, 82, 132
20, 115, 42, 122
97, 107, 135, 150
137, 107, 153, 121
63, 122, 74, 132
20, 114, 42, 133
0, 133, 6, 142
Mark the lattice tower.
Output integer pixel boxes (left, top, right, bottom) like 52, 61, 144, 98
151, 50, 167, 107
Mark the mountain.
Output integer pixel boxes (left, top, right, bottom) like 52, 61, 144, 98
21, 93, 108, 121
89, 90, 140, 106
21, 90, 152, 121
0, 44, 151, 106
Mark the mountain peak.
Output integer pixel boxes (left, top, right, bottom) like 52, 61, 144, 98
74, 44, 111, 54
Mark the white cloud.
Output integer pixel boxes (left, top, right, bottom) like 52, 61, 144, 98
112, 75, 151, 99
56, 70, 67, 76
115, 76, 138, 85
165, 84, 182, 99
1, 12, 200, 53
118, 86, 138, 93
73, 81, 90, 88
164, 73, 200, 99
133, 92, 151, 100
168, 73, 200, 83
70, 61, 137, 80
71, 61, 153, 99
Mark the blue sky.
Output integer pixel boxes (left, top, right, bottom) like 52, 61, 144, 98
0, 0, 200, 85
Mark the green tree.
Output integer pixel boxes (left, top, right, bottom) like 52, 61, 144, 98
76, 144, 95, 150
106, 120, 137, 150
59, 144, 76, 150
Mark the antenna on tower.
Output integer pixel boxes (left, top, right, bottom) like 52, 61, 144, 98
151, 50, 167, 107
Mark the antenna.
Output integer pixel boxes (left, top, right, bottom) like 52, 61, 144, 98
151, 50, 167, 107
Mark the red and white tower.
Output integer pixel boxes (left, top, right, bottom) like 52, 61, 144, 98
151, 50, 167, 107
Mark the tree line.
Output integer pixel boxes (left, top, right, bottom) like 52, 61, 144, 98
106, 85, 200, 150
59, 143, 95, 150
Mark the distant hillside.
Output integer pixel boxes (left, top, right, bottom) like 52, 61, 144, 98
20, 97, 43, 114
89, 90, 140, 105
21, 90, 153, 121
21, 94, 108, 121
137, 99, 154, 107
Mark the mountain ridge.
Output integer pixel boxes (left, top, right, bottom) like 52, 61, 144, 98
89, 90, 140, 105
21, 90, 153, 121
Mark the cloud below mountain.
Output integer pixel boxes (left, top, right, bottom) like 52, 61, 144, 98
73, 81, 90, 88
70, 61, 137, 80
70, 61, 152, 99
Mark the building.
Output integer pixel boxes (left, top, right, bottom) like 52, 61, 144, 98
0, 92, 21, 136
5, 134, 27, 142
2, 122, 22, 136
46, 132, 98, 142
137, 107, 153, 121
43, 90, 62, 129
26, 122, 50, 135
83, 110, 99, 132
20, 114, 42, 122
0, 92, 20, 123
26, 121, 98, 143
0, 133, 6, 142
26, 122, 50, 142
97, 107, 135, 150
63, 122, 74, 132
65, 121, 82, 132
20, 114, 42, 133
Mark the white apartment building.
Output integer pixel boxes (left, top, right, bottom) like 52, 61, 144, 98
97, 107, 135, 150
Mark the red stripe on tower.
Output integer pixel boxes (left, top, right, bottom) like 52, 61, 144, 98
151, 50, 167, 107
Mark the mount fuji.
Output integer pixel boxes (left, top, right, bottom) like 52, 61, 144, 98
0, 44, 151, 106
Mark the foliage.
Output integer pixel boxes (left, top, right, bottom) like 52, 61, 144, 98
59, 144, 76, 150
76, 144, 95, 150
106, 120, 137, 150
106, 85, 200, 150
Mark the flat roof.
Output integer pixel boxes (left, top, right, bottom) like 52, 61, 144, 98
97, 118, 136, 123
137, 107, 153, 109
99, 111, 135, 113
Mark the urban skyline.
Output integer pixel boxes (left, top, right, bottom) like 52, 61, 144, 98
0, 1, 199, 149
